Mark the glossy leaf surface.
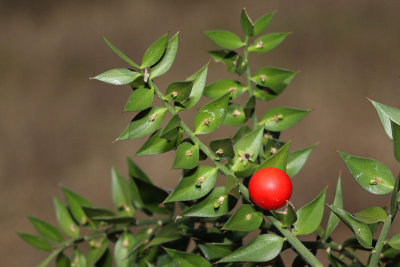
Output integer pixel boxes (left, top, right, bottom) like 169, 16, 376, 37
258, 141, 290, 171
322, 177, 343, 242
259, 107, 310, 132
338, 151, 395, 195
208, 50, 244, 75
53, 197, 79, 238
150, 32, 179, 79
28, 216, 64, 243
177, 64, 208, 110
165, 166, 218, 202
194, 94, 229, 135
232, 125, 251, 142
210, 138, 234, 160
172, 142, 199, 169
164, 81, 193, 102
328, 205, 372, 248
354, 206, 386, 224
286, 144, 315, 177
165, 248, 211, 267
182, 187, 236, 217
136, 129, 179, 156
111, 167, 134, 216
224, 103, 247, 126
222, 204, 263, 231
160, 115, 180, 140
92, 68, 141, 85
204, 30, 243, 50
388, 233, 400, 250
124, 88, 154, 112
272, 202, 297, 227
253, 12, 275, 36
18, 233, 52, 251
248, 33, 289, 53
240, 9, 254, 37
117, 107, 167, 140
293, 187, 327, 235
141, 33, 168, 68
370, 99, 400, 139
204, 79, 247, 100
114, 232, 135, 267
219, 234, 283, 262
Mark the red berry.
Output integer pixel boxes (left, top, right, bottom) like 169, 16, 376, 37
248, 167, 292, 210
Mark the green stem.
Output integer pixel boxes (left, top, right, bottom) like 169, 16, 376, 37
369, 215, 392, 267
243, 44, 258, 130
151, 81, 234, 176
267, 215, 323, 267
302, 240, 363, 264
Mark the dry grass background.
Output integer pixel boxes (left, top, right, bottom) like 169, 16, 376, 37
1, 0, 400, 265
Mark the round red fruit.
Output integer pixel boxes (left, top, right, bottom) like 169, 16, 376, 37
248, 167, 292, 210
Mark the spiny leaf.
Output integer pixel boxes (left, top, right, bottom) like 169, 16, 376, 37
222, 204, 263, 231
92, 68, 141, 85
102, 36, 140, 69
194, 94, 229, 135
124, 87, 154, 112
150, 32, 179, 79
259, 107, 310, 132
141, 33, 169, 68
27, 216, 64, 243
53, 197, 79, 238
253, 11, 276, 36
204, 30, 244, 50
248, 33, 289, 53
322, 177, 343, 242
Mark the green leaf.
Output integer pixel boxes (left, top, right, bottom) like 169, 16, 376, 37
87, 237, 108, 267
81, 207, 115, 219
253, 12, 275, 36
27, 216, 64, 243
272, 202, 297, 227
146, 221, 187, 248
56, 253, 70, 267
91, 68, 141, 85
338, 151, 395, 195
165, 166, 218, 202
91, 216, 136, 224
18, 233, 52, 251
259, 107, 310, 132
224, 103, 247, 126
286, 144, 315, 178
194, 94, 229, 135
117, 107, 167, 140
63, 187, 93, 225
114, 232, 135, 267
124, 87, 154, 112
225, 175, 240, 199
239, 183, 251, 203
248, 33, 289, 53
53, 197, 79, 238
204, 30, 244, 50
322, 177, 343, 242
223, 204, 263, 231
258, 141, 290, 171
111, 167, 135, 216
182, 187, 236, 217
198, 243, 235, 261
370, 99, 400, 139
141, 33, 169, 68
160, 115, 180, 140
208, 50, 244, 75
164, 81, 193, 102
328, 205, 372, 248
251, 67, 296, 101
102, 36, 140, 69
229, 127, 263, 177
136, 129, 181, 156
177, 64, 208, 110
232, 125, 251, 143
293, 187, 327, 235
204, 79, 247, 100
390, 173, 400, 216
388, 233, 400, 250
354, 206, 386, 224
240, 8, 254, 38
96, 249, 112, 267
391, 120, 400, 162
150, 32, 179, 79
219, 234, 283, 262
172, 142, 199, 169
132, 177, 174, 215
72, 249, 86, 267
164, 248, 211, 267
127, 157, 151, 183
210, 138, 234, 160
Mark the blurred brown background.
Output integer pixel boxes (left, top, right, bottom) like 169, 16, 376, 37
2, 0, 400, 265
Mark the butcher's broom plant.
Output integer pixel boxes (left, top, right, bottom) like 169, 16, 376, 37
19, 9, 400, 266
